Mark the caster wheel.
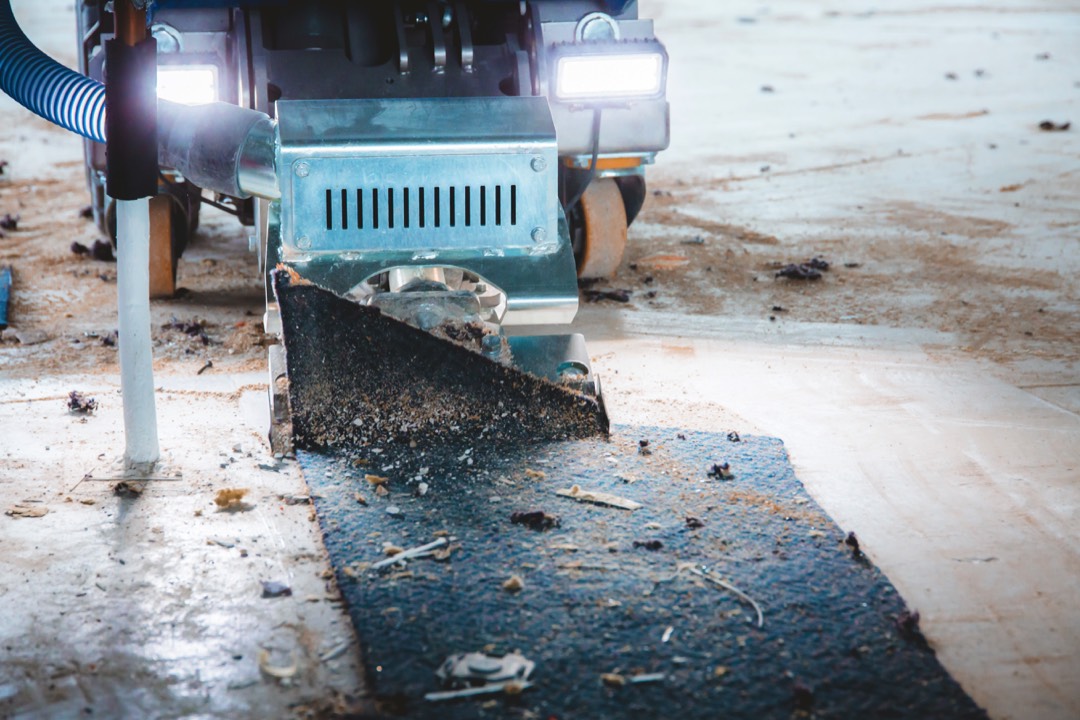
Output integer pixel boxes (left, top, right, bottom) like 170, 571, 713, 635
574, 177, 628, 279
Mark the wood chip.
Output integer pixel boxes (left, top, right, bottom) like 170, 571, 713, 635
524, 468, 546, 479
214, 488, 249, 510
556, 485, 642, 511
601, 673, 626, 688
365, 474, 389, 486
637, 253, 690, 270
6, 504, 48, 518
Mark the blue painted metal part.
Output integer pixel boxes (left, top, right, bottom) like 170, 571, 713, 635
298, 426, 988, 719
0, 265, 11, 329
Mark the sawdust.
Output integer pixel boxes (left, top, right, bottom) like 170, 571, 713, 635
214, 487, 250, 510
622, 183, 1079, 366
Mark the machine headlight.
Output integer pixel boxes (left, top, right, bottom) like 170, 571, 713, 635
157, 66, 218, 105
553, 47, 666, 102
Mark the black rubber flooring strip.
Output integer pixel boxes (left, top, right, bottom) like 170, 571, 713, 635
272, 268, 608, 450
299, 427, 988, 720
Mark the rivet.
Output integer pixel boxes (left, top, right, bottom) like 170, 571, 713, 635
294, 161, 310, 178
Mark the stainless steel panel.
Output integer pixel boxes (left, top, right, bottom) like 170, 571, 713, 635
277, 97, 558, 255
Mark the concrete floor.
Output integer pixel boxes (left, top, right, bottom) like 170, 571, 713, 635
1, 0, 1078, 718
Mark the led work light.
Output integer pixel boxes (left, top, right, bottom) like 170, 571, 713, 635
157, 66, 218, 105
552, 41, 667, 102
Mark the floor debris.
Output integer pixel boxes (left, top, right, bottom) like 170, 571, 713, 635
556, 485, 642, 511
707, 462, 735, 480
257, 649, 299, 679
633, 539, 664, 551
895, 608, 930, 649
260, 580, 292, 598
686, 516, 705, 529
0, 213, 19, 231
318, 641, 350, 662
601, 672, 626, 688
425, 681, 533, 702
794, 680, 815, 711
429, 651, 535, 701
637, 253, 690, 270
583, 288, 632, 303
5, 504, 48, 518
369, 537, 448, 571
70, 239, 117, 262
510, 510, 562, 531
1038, 120, 1071, 131
689, 566, 765, 628
629, 673, 666, 684
67, 391, 97, 415
845, 531, 865, 559
775, 263, 823, 281
661, 626, 674, 643
113, 480, 144, 498
502, 574, 525, 592
214, 487, 250, 511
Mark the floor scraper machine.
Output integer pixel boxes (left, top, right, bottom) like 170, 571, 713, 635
10, 0, 670, 450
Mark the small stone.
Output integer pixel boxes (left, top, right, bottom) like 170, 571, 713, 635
502, 575, 524, 592
385, 505, 401, 517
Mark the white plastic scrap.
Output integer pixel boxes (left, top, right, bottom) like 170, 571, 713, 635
426, 651, 535, 702
369, 537, 448, 571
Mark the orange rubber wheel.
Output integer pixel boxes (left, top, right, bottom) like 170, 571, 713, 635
577, 177, 628, 279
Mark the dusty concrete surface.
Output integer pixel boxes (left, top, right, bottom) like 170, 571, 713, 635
0, 0, 1077, 718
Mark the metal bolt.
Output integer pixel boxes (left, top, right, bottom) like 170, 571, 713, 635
294, 161, 310, 178
531, 156, 547, 172
531, 227, 547, 242
296, 236, 311, 249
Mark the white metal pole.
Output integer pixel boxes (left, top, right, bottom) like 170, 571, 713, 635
115, 196, 160, 468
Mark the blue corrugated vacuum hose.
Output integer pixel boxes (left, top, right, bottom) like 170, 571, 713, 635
0, 0, 106, 142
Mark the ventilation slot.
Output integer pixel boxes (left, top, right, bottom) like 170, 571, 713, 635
320, 184, 520, 232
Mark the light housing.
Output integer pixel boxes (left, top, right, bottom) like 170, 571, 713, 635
156, 66, 218, 105
551, 41, 667, 103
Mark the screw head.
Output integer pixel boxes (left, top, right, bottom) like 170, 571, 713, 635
531, 227, 547, 242
531, 156, 547, 172
294, 161, 310, 178
297, 236, 311, 249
